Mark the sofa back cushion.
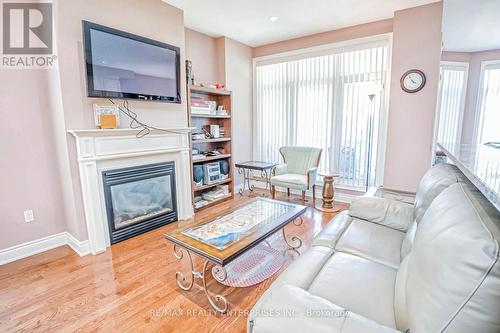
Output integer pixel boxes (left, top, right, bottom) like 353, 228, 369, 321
413, 163, 462, 222
279, 146, 322, 175
394, 183, 500, 333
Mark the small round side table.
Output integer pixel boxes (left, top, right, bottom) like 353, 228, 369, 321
315, 172, 341, 213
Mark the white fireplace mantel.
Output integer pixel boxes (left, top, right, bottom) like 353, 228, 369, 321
68, 127, 195, 255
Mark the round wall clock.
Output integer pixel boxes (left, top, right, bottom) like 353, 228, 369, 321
400, 69, 426, 93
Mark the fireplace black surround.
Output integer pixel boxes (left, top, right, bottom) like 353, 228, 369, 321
102, 162, 178, 244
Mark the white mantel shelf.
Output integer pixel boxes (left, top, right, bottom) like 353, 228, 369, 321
68, 127, 194, 137
68, 127, 195, 255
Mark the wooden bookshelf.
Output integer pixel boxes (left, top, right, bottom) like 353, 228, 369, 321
187, 85, 234, 211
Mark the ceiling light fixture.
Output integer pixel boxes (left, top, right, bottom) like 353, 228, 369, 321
269, 16, 279, 22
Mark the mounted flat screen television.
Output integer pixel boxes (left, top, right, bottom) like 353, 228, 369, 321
83, 21, 181, 103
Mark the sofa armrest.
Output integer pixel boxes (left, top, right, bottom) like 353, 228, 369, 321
348, 197, 414, 232
307, 167, 318, 188
273, 164, 288, 176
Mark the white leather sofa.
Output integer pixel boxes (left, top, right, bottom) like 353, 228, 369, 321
248, 163, 500, 333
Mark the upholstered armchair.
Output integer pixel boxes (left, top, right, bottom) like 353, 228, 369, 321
271, 146, 323, 202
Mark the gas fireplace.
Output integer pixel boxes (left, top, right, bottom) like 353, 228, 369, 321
102, 162, 178, 244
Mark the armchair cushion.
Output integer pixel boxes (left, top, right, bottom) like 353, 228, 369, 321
271, 173, 308, 190
348, 197, 414, 232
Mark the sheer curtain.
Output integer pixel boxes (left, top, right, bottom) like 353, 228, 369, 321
254, 42, 390, 189
435, 62, 468, 146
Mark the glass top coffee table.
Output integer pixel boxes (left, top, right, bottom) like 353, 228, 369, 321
164, 198, 306, 313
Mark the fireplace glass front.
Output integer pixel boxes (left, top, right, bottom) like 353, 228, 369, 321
102, 162, 177, 244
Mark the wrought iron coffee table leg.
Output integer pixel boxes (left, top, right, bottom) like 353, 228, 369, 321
203, 261, 229, 314
173, 245, 229, 314
282, 216, 303, 255
173, 244, 194, 291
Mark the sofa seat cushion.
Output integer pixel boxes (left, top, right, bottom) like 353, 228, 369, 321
271, 173, 308, 190
308, 251, 398, 328
248, 284, 401, 333
312, 211, 352, 248
335, 219, 405, 268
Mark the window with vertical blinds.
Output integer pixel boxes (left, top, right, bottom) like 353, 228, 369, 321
477, 61, 500, 144
435, 62, 468, 146
254, 41, 390, 189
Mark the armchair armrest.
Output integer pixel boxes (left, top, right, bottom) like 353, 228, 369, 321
348, 197, 414, 232
273, 164, 287, 176
306, 167, 318, 188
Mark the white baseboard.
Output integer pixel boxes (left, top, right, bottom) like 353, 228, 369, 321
66, 233, 91, 257
0, 232, 90, 265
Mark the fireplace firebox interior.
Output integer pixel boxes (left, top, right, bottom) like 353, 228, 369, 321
102, 162, 178, 244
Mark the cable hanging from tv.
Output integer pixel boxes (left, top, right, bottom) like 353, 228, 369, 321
108, 99, 184, 138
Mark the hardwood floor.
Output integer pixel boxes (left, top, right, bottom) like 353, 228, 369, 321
0, 190, 347, 333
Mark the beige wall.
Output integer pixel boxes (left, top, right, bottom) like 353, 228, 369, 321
442, 49, 500, 144
253, 19, 393, 57
224, 38, 254, 184
0, 69, 67, 249
383, 2, 443, 192
185, 28, 221, 85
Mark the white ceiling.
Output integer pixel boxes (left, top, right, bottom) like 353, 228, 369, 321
442, 0, 500, 52
163, 0, 439, 47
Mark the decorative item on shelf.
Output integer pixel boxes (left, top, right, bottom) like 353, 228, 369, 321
203, 162, 222, 185
210, 124, 220, 138
216, 105, 227, 116
216, 147, 226, 154
201, 127, 213, 139
206, 150, 221, 156
219, 184, 230, 195
215, 84, 225, 90
192, 148, 200, 155
194, 196, 208, 209
191, 98, 216, 115
219, 159, 229, 178
186, 60, 194, 85
192, 154, 205, 161
219, 127, 226, 137
202, 187, 227, 201
193, 165, 204, 186
191, 130, 206, 141
93, 104, 120, 129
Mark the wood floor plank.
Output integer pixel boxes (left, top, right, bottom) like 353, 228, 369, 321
0, 190, 347, 332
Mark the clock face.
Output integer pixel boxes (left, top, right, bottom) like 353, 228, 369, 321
401, 70, 426, 93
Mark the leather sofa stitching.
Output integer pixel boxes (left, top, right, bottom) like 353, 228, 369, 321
439, 248, 499, 333
304, 248, 337, 291
334, 248, 399, 270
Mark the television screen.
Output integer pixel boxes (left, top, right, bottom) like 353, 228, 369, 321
83, 21, 181, 103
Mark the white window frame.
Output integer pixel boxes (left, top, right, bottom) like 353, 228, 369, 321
252, 33, 393, 189
473, 59, 500, 145
432, 61, 469, 157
